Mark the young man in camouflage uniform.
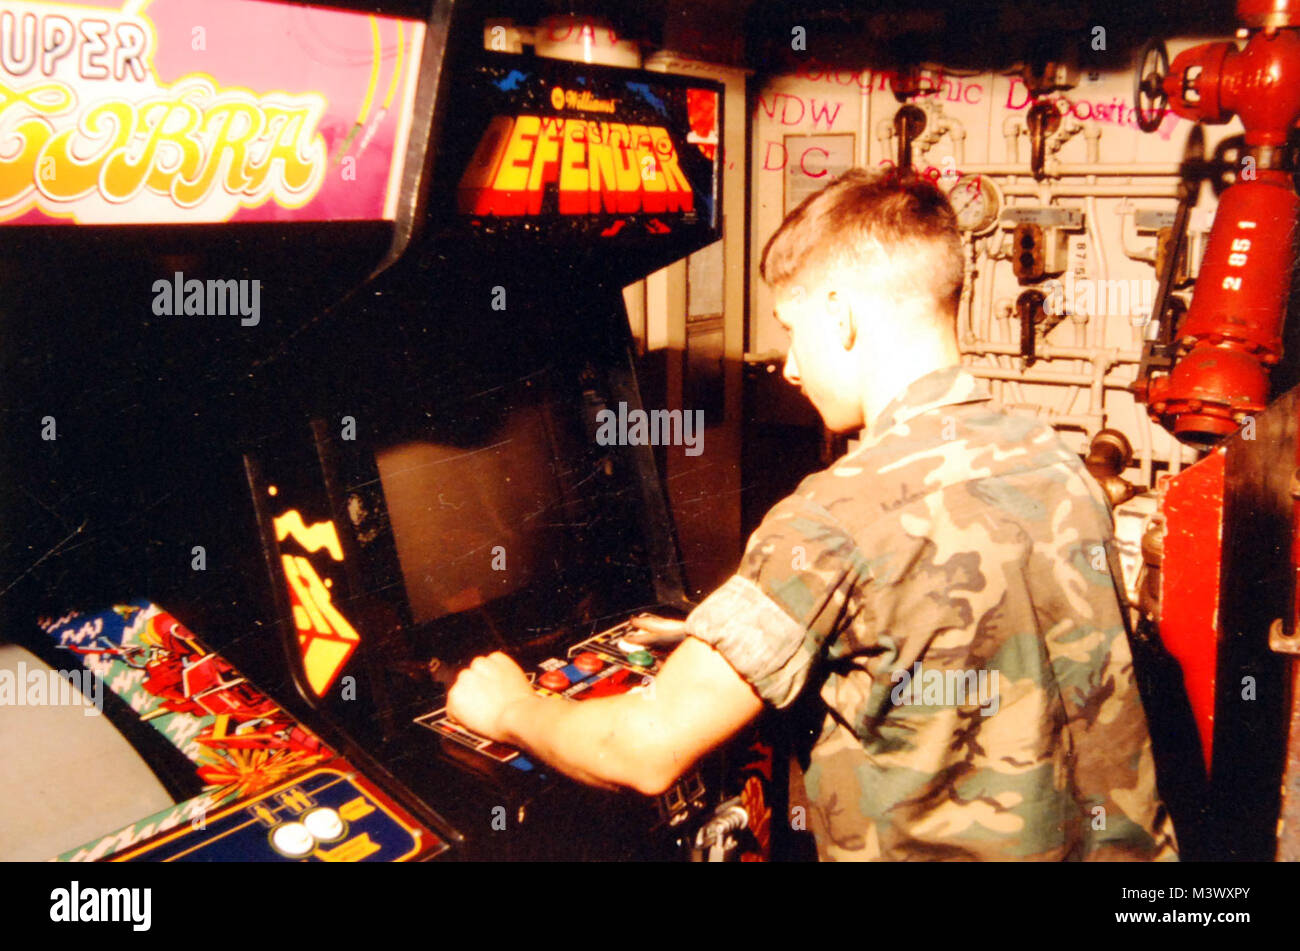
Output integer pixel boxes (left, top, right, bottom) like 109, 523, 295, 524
448, 168, 1178, 861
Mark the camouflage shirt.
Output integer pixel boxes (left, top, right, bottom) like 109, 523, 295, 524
686, 366, 1178, 861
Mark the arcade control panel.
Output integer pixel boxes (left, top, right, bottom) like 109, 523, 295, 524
414, 618, 707, 831
35, 601, 457, 863
40, 603, 763, 862
113, 763, 450, 862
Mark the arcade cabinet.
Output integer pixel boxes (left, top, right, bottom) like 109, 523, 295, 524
0, 0, 773, 861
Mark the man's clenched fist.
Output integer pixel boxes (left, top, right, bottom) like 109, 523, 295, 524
446, 651, 535, 742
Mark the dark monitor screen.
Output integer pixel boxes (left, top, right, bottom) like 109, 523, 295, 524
375, 400, 572, 625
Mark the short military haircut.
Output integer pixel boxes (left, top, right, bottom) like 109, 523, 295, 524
760, 167, 964, 324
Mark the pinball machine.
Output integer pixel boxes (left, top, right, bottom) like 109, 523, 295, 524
0, 0, 774, 862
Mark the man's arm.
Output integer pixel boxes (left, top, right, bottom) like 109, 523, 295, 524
446, 636, 764, 796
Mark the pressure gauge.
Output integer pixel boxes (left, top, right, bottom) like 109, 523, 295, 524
947, 173, 1002, 235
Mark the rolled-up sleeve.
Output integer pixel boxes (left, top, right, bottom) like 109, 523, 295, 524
685, 495, 866, 708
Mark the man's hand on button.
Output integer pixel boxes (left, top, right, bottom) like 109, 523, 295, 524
625, 614, 688, 649
447, 651, 533, 742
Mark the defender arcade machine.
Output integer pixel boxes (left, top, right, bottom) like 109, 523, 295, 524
0, 0, 773, 862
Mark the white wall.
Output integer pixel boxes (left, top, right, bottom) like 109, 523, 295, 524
748, 36, 1244, 482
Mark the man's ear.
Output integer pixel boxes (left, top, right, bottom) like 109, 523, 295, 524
827, 290, 856, 351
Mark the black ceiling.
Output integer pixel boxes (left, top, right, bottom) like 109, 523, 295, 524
294, 0, 1239, 76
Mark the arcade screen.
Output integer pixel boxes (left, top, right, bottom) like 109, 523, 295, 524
251, 348, 666, 733
375, 399, 571, 625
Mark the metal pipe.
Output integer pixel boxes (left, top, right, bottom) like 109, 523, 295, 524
964, 365, 1121, 387
964, 163, 1183, 176
963, 342, 1143, 362
1089, 349, 1106, 422
1085, 195, 1107, 350
1043, 412, 1103, 428
1116, 198, 1158, 264
1001, 116, 1022, 163
950, 120, 967, 166
959, 233, 977, 346
1083, 125, 1102, 165
999, 183, 1180, 198
1135, 401, 1154, 486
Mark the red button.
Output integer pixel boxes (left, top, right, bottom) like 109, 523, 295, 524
539, 669, 570, 691
573, 652, 604, 673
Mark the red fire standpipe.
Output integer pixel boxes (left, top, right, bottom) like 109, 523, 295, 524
1146, 3, 1300, 443
1150, 181, 1299, 440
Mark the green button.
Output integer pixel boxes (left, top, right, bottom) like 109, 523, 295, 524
628, 650, 654, 668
